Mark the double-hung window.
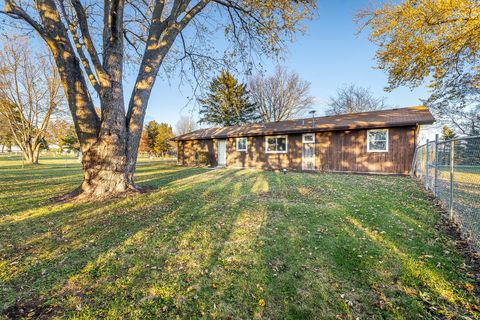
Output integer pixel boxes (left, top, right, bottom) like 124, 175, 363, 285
367, 129, 389, 152
266, 135, 288, 153
236, 137, 247, 152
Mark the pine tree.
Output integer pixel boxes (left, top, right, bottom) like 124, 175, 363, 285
441, 125, 456, 141
198, 70, 258, 127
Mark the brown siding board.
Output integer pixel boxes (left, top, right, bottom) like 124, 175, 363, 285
177, 126, 416, 174
225, 135, 302, 170
177, 139, 217, 167
314, 127, 415, 174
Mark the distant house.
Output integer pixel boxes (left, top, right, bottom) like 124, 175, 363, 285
173, 106, 435, 174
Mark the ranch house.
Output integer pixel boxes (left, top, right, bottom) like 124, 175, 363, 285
173, 106, 435, 174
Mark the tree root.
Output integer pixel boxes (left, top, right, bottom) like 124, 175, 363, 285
50, 182, 154, 203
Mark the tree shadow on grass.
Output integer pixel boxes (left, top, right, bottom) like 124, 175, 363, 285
0, 162, 206, 217
2, 167, 478, 319
256, 172, 478, 319
0, 168, 246, 318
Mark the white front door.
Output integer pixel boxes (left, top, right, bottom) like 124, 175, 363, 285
217, 140, 227, 166
302, 133, 315, 170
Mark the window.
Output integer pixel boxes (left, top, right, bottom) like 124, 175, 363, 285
266, 135, 288, 153
302, 133, 315, 143
236, 137, 247, 152
367, 129, 389, 152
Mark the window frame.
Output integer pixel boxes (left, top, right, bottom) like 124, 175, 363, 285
265, 135, 288, 154
367, 129, 389, 153
236, 137, 248, 152
302, 133, 315, 144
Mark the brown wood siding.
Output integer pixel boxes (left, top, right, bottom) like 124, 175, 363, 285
316, 127, 415, 174
177, 139, 217, 167
226, 135, 302, 170
177, 126, 416, 174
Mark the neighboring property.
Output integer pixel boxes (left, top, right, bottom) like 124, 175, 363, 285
173, 106, 435, 174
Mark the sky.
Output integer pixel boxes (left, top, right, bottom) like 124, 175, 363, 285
136, 0, 431, 129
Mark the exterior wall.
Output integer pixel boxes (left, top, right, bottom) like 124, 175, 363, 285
315, 127, 416, 174
177, 126, 416, 174
226, 134, 302, 170
177, 139, 217, 167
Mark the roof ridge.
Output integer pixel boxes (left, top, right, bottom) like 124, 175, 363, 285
173, 106, 434, 141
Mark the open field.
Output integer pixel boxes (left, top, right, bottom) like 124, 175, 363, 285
1, 156, 479, 319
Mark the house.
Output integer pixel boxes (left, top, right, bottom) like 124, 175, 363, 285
173, 106, 435, 174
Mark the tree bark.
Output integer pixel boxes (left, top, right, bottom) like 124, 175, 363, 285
23, 143, 40, 164
3, 0, 209, 200
79, 138, 131, 196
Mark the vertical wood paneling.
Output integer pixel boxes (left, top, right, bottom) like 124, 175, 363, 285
315, 127, 415, 174
177, 139, 217, 166
177, 126, 417, 174
225, 134, 303, 170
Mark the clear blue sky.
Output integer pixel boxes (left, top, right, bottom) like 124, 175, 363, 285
132, 0, 430, 128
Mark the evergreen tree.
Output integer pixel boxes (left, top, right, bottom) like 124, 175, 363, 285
145, 121, 175, 157
463, 125, 480, 165
145, 121, 160, 153
441, 125, 456, 141
198, 70, 258, 127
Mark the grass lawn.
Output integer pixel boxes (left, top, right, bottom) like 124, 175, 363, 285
1, 155, 479, 319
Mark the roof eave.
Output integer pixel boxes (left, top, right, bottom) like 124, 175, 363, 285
174, 120, 435, 141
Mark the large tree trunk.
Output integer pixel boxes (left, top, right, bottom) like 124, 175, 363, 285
61, 131, 139, 200
80, 139, 131, 196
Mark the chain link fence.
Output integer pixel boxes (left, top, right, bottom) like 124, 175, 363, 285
413, 135, 480, 251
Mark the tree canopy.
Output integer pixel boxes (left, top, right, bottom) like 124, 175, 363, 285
198, 70, 258, 126
441, 125, 457, 141
326, 83, 386, 115
358, 0, 479, 134
175, 115, 199, 136
145, 121, 175, 157
249, 66, 314, 122
0, 38, 64, 164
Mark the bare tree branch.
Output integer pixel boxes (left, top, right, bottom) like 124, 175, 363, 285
249, 66, 315, 122
58, 0, 101, 93
2, 0, 47, 37
70, 0, 105, 78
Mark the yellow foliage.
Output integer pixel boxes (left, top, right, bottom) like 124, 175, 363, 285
359, 0, 480, 90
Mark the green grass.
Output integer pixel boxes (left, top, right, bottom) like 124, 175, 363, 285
1, 155, 479, 319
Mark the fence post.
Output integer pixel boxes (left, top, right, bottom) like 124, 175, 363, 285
425, 139, 429, 190
449, 139, 455, 220
434, 134, 439, 196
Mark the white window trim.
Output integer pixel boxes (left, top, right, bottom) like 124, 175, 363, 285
236, 137, 248, 152
265, 135, 288, 154
302, 133, 315, 144
367, 129, 389, 153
